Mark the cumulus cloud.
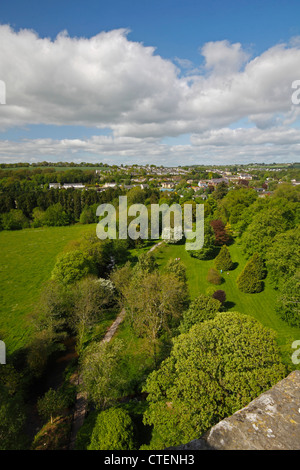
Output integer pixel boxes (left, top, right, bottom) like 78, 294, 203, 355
0, 25, 300, 163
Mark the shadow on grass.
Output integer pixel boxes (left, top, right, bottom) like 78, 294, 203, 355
223, 301, 236, 310
231, 261, 239, 270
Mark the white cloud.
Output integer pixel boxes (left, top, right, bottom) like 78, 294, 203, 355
0, 26, 300, 163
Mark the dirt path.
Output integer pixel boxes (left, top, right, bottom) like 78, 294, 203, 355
68, 309, 126, 449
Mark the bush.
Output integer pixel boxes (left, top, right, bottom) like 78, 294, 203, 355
214, 245, 234, 271
236, 253, 265, 293
88, 408, 135, 450
212, 290, 226, 304
206, 267, 223, 285
51, 250, 97, 285
180, 294, 221, 332
1, 209, 29, 230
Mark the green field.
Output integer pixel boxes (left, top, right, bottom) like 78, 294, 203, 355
0, 224, 97, 355
154, 241, 300, 368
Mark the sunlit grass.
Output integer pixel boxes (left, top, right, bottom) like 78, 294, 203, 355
0, 224, 96, 355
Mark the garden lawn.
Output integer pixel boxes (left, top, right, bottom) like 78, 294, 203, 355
0, 224, 96, 355
155, 241, 300, 368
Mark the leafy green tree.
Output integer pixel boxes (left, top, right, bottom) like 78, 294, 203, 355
88, 408, 135, 450
43, 203, 69, 226
35, 280, 74, 332
214, 245, 234, 271
143, 312, 286, 449
79, 204, 98, 224
31, 207, 46, 227
275, 272, 300, 327
266, 227, 300, 289
121, 271, 188, 363
37, 388, 69, 424
71, 276, 116, 353
212, 181, 228, 200
1, 209, 29, 230
189, 221, 216, 260
80, 339, 127, 410
133, 251, 158, 277
236, 252, 266, 293
0, 366, 27, 450
51, 249, 97, 285
180, 294, 221, 333
165, 258, 187, 284
241, 207, 293, 257
27, 326, 66, 377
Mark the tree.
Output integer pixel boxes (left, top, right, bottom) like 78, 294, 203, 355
1, 209, 29, 230
88, 408, 135, 450
37, 388, 68, 424
51, 250, 97, 285
143, 312, 286, 449
214, 245, 234, 271
266, 227, 300, 289
165, 258, 187, 284
35, 280, 74, 332
210, 219, 231, 246
132, 251, 158, 277
206, 267, 223, 285
180, 294, 221, 333
0, 366, 27, 450
43, 203, 69, 226
212, 289, 226, 304
188, 221, 216, 260
241, 207, 293, 257
80, 339, 127, 410
71, 276, 116, 353
31, 207, 46, 227
236, 252, 266, 294
212, 181, 228, 200
122, 271, 188, 362
275, 272, 300, 327
80, 204, 98, 224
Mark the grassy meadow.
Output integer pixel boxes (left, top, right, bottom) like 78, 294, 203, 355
0, 224, 97, 355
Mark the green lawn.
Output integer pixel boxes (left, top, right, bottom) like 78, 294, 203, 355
0, 224, 97, 355
155, 241, 300, 368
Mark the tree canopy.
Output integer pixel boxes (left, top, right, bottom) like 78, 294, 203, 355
143, 312, 286, 449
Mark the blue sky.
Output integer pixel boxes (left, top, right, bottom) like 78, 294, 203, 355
0, 0, 300, 165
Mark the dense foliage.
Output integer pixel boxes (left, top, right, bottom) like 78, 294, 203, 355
143, 312, 286, 449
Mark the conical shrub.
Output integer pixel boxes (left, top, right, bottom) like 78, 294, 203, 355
214, 245, 234, 271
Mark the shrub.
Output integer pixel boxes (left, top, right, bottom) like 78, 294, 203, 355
214, 245, 234, 271
88, 408, 135, 450
51, 250, 97, 285
1, 209, 29, 230
236, 253, 265, 293
180, 294, 221, 332
212, 289, 226, 304
206, 267, 222, 285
